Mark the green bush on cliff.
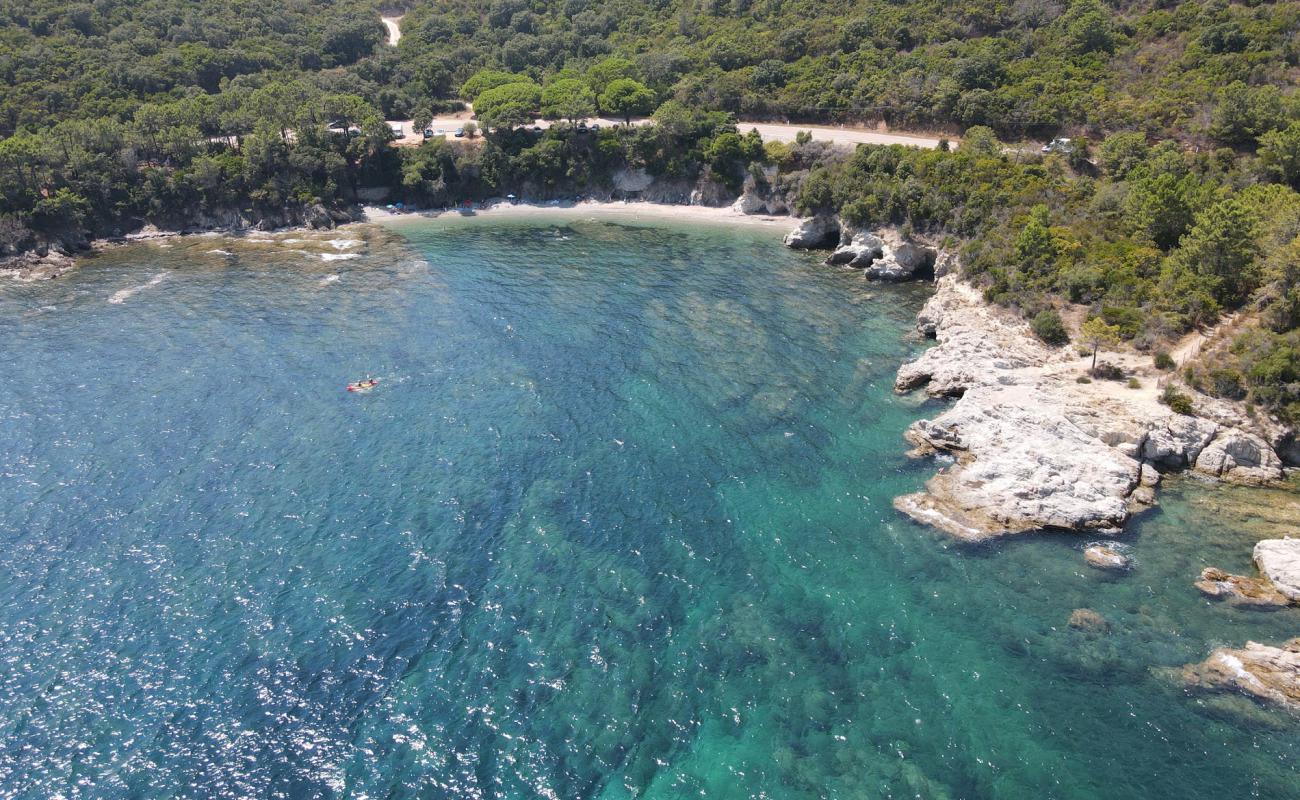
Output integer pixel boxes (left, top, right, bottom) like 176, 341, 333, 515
1031, 310, 1070, 346
1160, 386, 1196, 416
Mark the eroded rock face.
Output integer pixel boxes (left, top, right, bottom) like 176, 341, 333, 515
866, 233, 933, 281
824, 226, 936, 281
1254, 539, 1300, 602
1141, 417, 1218, 470
783, 215, 839, 249
825, 232, 884, 267
1180, 639, 1300, 711
1194, 567, 1291, 608
892, 275, 1288, 541
1194, 430, 1285, 484
613, 167, 655, 193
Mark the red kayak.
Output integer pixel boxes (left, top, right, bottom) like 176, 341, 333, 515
347, 378, 379, 392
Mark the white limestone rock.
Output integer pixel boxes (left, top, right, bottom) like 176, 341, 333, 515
1254, 539, 1300, 602
1141, 416, 1219, 470
866, 241, 930, 281
892, 275, 1286, 541
894, 277, 1049, 395
932, 250, 959, 279
1194, 429, 1285, 484
783, 215, 839, 249
825, 232, 883, 266
896, 391, 1140, 538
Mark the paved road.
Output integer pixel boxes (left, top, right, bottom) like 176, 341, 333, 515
389, 116, 946, 149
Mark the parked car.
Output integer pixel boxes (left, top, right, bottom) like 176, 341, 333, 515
423, 128, 435, 139
589, 123, 600, 132
1041, 137, 1073, 154
454, 128, 465, 138
387, 122, 404, 138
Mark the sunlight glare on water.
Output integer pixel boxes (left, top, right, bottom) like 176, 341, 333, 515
0, 216, 1297, 799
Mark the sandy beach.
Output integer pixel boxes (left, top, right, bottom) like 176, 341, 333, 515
363, 200, 799, 230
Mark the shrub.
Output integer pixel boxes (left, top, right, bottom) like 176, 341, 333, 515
1076, 375, 1093, 383
1153, 350, 1175, 370
1092, 362, 1126, 381
1031, 309, 1069, 345
1160, 385, 1195, 415
1127, 377, 1142, 389
1205, 367, 1246, 400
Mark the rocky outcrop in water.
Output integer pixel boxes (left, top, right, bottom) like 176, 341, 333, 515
783, 215, 840, 249
1194, 567, 1291, 608
0, 249, 78, 281
825, 228, 936, 280
892, 275, 1289, 541
1180, 639, 1300, 711
825, 230, 883, 266
1194, 540, 1299, 608
1084, 544, 1130, 571
783, 216, 940, 281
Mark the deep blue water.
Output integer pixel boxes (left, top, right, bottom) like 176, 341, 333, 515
0, 215, 1297, 799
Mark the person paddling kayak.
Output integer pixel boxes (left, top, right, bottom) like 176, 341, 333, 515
347, 376, 379, 392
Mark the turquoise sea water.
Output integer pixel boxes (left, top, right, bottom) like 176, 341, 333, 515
1, 215, 1297, 799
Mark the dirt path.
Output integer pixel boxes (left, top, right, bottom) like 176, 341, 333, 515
1171, 313, 1240, 366
381, 16, 402, 47
387, 114, 946, 149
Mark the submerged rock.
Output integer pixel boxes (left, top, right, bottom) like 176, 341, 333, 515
1254, 538, 1300, 602
1068, 608, 1109, 632
1084, 544, 1130, 571
1180, 639, 1300, 711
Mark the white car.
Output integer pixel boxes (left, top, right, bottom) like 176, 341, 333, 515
1041, 137, 1073, 154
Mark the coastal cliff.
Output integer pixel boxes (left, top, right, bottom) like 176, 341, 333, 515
889, 275, 1292, 541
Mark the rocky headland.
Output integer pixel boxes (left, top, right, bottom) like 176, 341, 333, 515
885, 275, 1292, 541
779, 214, 1294, 542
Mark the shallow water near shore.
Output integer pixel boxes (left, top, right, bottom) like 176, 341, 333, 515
1, 217, 1297, 799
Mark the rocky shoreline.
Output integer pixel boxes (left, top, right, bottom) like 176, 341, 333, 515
0, 203, 363, 282
889, 275, 1292, 540
783, 216, 1300, 714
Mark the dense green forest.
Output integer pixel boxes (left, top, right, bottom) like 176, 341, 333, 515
0, 0, 1298, 422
